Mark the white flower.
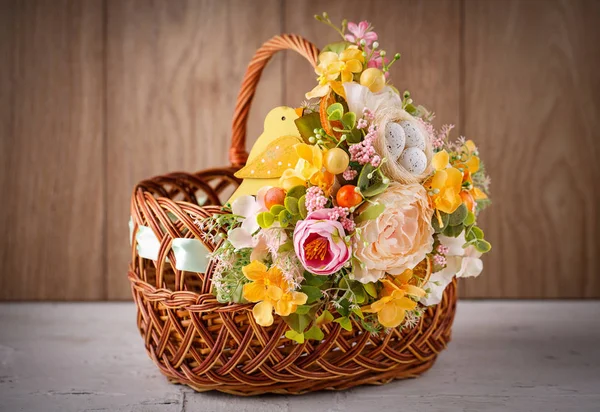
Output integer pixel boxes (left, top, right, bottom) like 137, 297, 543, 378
227, 195, 265, 249
420, 232, 484, 306
343, 82, 401, 115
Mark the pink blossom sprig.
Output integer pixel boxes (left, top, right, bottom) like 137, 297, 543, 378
328, 206, 356, 232
349, 125, 381, 167
343, 167, 358, 181
436, 244, 449, 255
344, 21, 377, 47
433, 254, 447, 266
305, 186, 328, 213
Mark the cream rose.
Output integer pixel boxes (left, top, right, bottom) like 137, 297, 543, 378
352, 183, 435, 283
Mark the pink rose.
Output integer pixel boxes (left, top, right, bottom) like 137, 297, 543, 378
293, 209, 351, 275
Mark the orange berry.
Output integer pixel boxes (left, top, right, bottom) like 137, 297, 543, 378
265, 187, 286, 210
336, 185, 363, 208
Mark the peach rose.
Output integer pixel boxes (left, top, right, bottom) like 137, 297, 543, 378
352, 183, 434, 283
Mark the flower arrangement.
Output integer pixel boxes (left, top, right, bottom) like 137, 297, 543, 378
202, 13, 491, 342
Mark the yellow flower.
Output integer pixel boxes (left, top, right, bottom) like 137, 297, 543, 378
427, 150, 463, 214
242, 261, 307, 326
362, 276, 425, 328
305, 49, 364, 100
280, 144, 335, 195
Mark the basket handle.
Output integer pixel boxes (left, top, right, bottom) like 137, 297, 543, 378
229, 34, 320, 167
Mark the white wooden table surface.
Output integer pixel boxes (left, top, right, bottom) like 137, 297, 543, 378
0, 302, 598, 412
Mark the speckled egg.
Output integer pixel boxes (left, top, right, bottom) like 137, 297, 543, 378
398, 147, 427, 175
384, 122, 406, 159
400, 120, 426, 151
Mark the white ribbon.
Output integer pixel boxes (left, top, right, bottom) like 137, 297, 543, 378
129, 218, 210, 273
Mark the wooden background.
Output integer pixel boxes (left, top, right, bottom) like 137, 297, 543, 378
1, 0, 599, 300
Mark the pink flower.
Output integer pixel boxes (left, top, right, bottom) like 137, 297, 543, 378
345, 21, 378, 47
293, 209, 351, 275
304, 186, 328, 214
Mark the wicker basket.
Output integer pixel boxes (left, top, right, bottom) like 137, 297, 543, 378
128, 34, 458, 396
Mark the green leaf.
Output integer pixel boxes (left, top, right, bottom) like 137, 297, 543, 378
336, 298, 352, 317
327, 102, 344, 118
474, 239, 492, 253
278, 240, 294, 253
316, 310, 334, 326
363, 282, 378, 298
361, 181, 389, 197
300, 285, 322, 304
351, 283, 366, 304
471, 226, 484, 240
284, 196, 299, 215
432, 212, 450, 233
463, 211, 476, 226
358, 164, 375, 191
352, 307, 364, 319
443, 224, 464, 238
287, 185, 307, 199
465, 227, 477, 242
294, 112, 322, 143
303, 271, 326, 287
355, 203, 385, 223
448, 203, 468, 226
333, 317, 352, 331
278, 209, 293, 228
303, 325, 324, 341
256, 212, 275, 229
285, 329, 305, 344
321, 41, 352, 55
298, 195, 308, 219
341, 112, 356, 130
283, 313, 312, 333
347, 128, 362, 144
270, 204, 285, 216
294, 305, 311, 315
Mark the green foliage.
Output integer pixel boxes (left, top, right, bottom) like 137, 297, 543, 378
355, 203, 385, 223
300, 285, 323, 304
298, 195, 308, 219
212, 247, 252, 304
358, 164, 389, 198
448, 204, 468, 226
333, 317, 352, 331
285, 329, 305, 344
287, 185, 307, 199
284, 197, 299, 215
327, 103, 344, 121
295, 112, 322, 143
304, 325, 324, 341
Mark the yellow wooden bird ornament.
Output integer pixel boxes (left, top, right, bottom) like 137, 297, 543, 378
227, 106, 303, 204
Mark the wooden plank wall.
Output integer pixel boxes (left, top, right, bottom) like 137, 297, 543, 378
0, 0, 599, 300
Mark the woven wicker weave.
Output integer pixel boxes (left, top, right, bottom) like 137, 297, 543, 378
128, 34, 458, 396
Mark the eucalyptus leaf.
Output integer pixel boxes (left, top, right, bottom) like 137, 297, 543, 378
256, 212, 275, 229
471, 226, 484, 240
443, 224, 464, 238
284, 197, 299, 215
448, 204, 468, 226
278, 209, 293, 228
298, 195, 308, 219
463, 211, 476, 226
361, 181, 389, 197
347, 128, 362, 144
433, 212, 450, 233
356, 203, 385, 224
327, 102, 344, 116
287, 185, 307, 199
474, 239, 492, 253
270, 204, 285, 216
341, 112, 356, 130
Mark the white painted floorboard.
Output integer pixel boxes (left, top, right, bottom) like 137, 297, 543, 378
0, 302, 599, 412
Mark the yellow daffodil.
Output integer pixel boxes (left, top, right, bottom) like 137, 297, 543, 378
427, 150, 463, 214
362, 277, 425, 328
280, 144, 335, 195
305, 48, 365, 100
242, 261, 307, 326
